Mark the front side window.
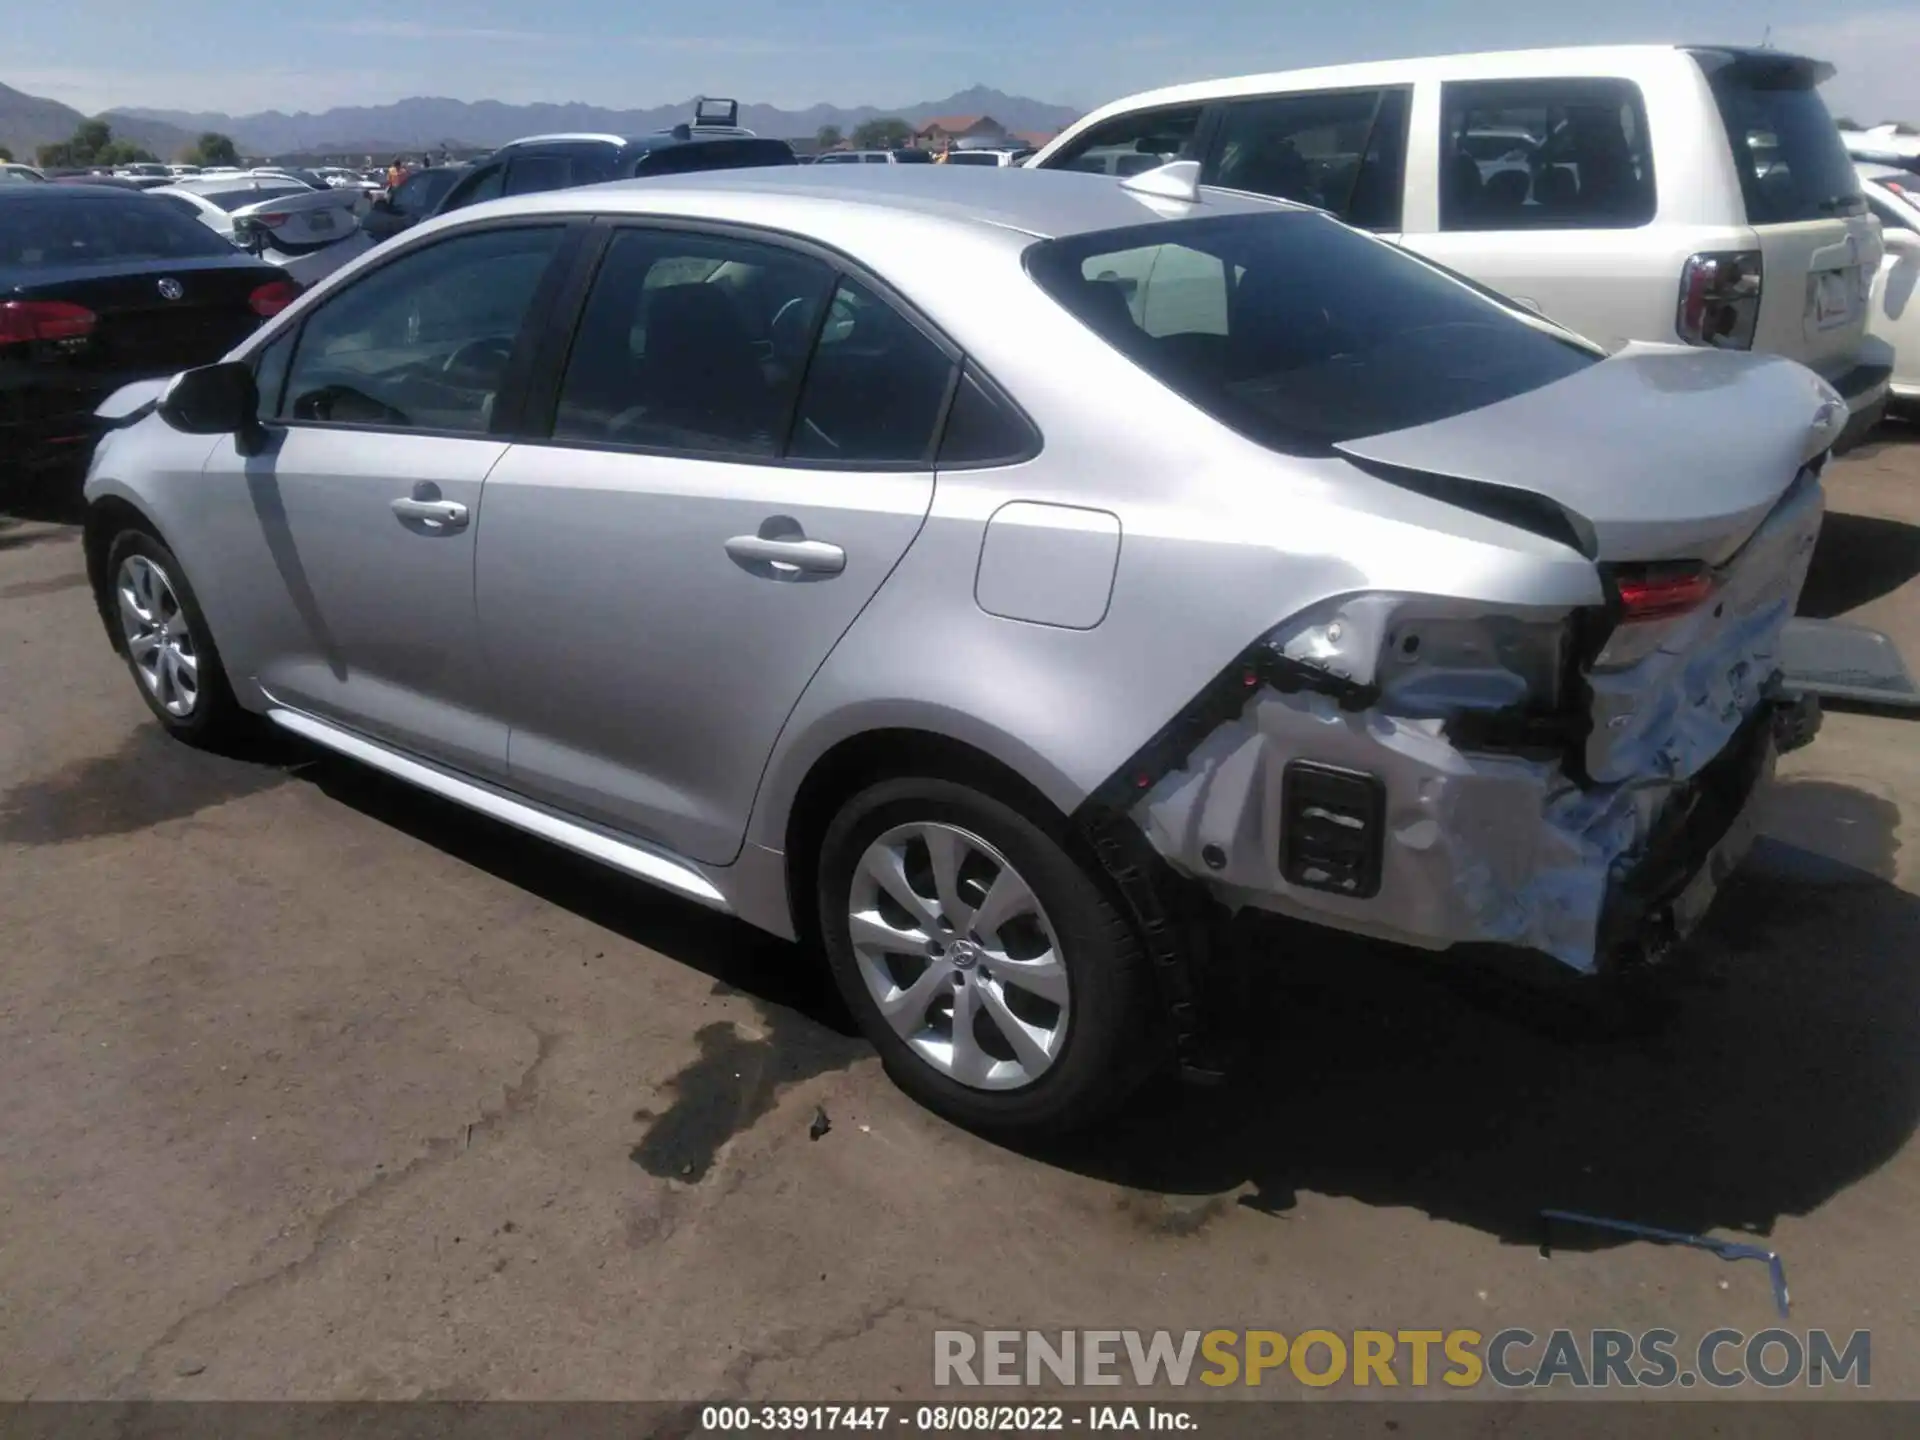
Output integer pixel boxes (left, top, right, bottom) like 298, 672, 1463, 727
439, 164, 504, 214
551, 228, 835, 456
787, 276, 954, 464
278, 225, 563, 433
1025, 211, 1597, 456
1044, 105, 1206, 177
1205, 88, 1409, 229
1439, 78, 1656, 231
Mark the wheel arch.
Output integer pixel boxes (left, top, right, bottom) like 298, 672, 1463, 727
83, 491, 169, 655
776, 722, 1085, 952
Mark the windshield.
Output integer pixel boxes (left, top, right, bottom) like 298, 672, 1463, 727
1024, 211, 1598, 456
1702, 62, 1866, 221
0, 194, 238, 268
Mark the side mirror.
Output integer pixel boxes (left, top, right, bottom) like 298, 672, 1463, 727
1884, 227, 1920, 259
159, 361, 259, 437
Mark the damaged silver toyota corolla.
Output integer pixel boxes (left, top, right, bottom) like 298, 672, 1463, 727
83, 164, 1841, 1136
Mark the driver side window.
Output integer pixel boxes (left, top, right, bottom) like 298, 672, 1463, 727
277, 225, 563, 435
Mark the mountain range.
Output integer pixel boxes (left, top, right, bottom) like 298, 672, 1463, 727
79, 84, 1079, 157
0, 81, 196, 159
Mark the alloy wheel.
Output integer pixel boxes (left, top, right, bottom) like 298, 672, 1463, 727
847, 821, 1070, 1091
117, 554, 199, 718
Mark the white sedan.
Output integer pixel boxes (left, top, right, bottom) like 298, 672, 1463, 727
149, 176, 373, 287
1861, 164, 1920, 407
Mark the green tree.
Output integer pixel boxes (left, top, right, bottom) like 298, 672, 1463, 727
0, 145, 13, 163
74, 118, 113, 159
188, 131, 240, 167
815, 123, 843, 151
851, 117, 911, 150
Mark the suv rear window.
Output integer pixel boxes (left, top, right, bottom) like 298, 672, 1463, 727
1024, 211, 1597, 456
1698, 53, 1866, 222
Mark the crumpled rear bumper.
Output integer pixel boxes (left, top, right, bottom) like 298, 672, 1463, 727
1123, 474, 1824, 976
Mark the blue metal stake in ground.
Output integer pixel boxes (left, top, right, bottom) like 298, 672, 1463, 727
1540, 1210, 1792, 1319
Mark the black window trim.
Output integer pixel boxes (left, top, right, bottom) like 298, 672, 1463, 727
1197, 83, 1413, 231
1436, 74, 1659, 233
246, 216, 588, 444
515, 213, 1041, 473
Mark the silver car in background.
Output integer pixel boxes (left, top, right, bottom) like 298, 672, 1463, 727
82, 165, 1838, 1134
150, 175, 372, 287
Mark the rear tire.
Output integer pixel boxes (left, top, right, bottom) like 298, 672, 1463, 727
105, 527, 250, 749
817, 776, 1157, 1137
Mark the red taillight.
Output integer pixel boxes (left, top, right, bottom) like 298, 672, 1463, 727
248, 280, 300, 316
0, 299, 97, 347
1613, 564, 1715, 622
1676, 250, 1762, 349
254, 212, 290, 228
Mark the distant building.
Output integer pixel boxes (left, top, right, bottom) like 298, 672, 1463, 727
913, 115, 1009, 151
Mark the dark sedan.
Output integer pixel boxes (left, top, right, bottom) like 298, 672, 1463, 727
2, 185, 296, 477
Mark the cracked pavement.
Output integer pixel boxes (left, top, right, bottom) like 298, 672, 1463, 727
3, 430, 1920, 1401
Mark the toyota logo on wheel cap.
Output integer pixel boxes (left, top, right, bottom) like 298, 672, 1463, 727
156, 278, 184, 300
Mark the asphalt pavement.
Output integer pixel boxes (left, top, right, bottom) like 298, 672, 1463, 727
2, 430, 1918, 1402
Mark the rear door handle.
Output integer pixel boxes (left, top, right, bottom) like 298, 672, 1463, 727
391, 497, 469, 530
724, 534, 846, 576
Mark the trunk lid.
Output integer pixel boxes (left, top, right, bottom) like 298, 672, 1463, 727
1334, 343, 1841, 564
7, 253, 280, 378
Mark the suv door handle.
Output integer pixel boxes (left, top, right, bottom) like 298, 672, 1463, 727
724, 534, 846, 576
391, 497, 469, 530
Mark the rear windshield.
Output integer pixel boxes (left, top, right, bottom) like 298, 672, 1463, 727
1701, 60, 1866, 222
1024, 211, 1598, 456
947, 152, 1000, 166
0, 195, 236, 268
195, 184, 306, 212
635, 139, 797, 176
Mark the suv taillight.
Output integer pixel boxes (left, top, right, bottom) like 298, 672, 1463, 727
0, 299, 96, 347
1611, 562, 1715, 622
1677, 250, 1762, 349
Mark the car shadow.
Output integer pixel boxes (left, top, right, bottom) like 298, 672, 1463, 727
280, 732, 1919, 1249
0, 467, 88, 527
1025, 775, 1919, 1248
1799, 509, 1920, 618
287, 744, 856, 1037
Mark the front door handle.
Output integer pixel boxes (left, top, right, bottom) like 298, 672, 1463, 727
391, 497, 469, 530
724, 533, 846, 576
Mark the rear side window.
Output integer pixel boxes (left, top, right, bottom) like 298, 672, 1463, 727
1045, 105, 1206, 177
947, 152, 999, 167
892, 149, 934, 164
550, 227, 834, 456
633, 139, 796, 176
1439, 78, 1656, 231
1701, 61, 1867, 222
0, 195, 234, 267
439, 164, 504, 213
1204, 87, 1410, 229
936, 365, 1040, 468
787, 276, 954, 464
503, 155, 576, 196
1025, 211, 1597, 456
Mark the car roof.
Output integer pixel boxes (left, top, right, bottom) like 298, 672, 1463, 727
1042, 43, 1821, 145
475, 163, 1299, 241
1859, 163, 1914, 183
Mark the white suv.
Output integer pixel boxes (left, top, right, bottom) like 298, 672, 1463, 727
1033, 44, 1891, 447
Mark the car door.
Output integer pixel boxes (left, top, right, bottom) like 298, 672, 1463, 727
476, 224, 955, 864
199, 220, 574, 778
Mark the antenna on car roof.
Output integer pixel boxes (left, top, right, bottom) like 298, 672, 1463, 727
1120, 159, 1202, 205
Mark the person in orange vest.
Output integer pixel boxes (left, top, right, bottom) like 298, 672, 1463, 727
385, 156, 409, 191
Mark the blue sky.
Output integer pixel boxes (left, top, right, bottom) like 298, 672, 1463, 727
6, 0, 1914, 122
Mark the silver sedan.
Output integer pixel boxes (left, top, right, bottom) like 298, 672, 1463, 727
82, 165, 1840, 1134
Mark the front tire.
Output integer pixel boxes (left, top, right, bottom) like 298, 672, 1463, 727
105, 527, 248, 747
817, 776, 1157, 1137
